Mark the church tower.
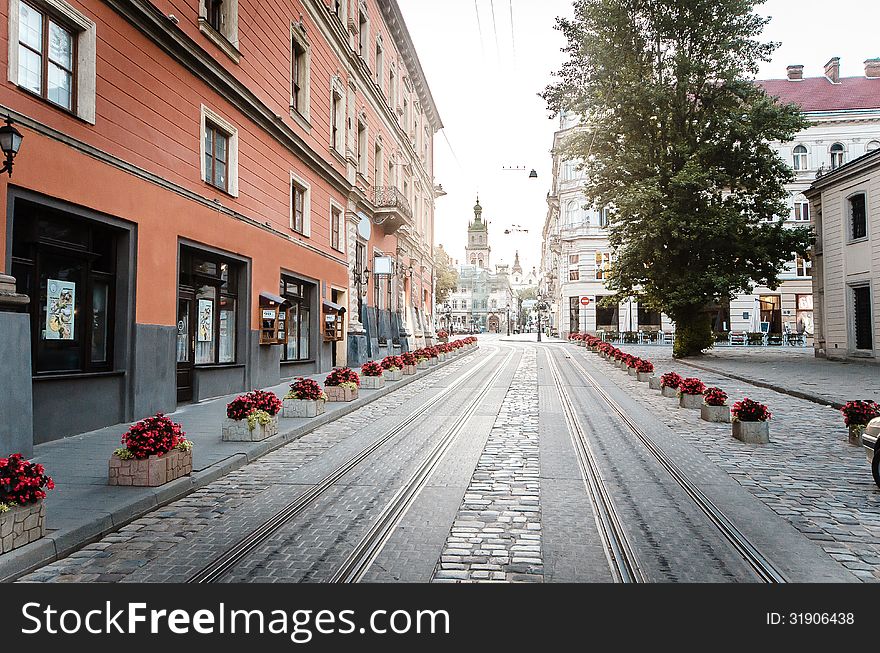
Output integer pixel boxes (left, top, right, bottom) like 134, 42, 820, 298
466, 196, 491, 270
512, 251, 523, 275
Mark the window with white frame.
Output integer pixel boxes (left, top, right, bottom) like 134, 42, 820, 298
793, 198, 810, 222
389, 62, 398, 107
9, 0, 96, 123
568, 255, 580, 281
830, 143, 845, 170
330, 202, 343, 252
563, 160, 577, 181
375, 37, 384, 87
852, 285, 873, 351
330, 80, 345, 154
200, 105, 239, 196
290, 25, 310, 121
358, 7, 369, 58
795, 254, 811, 277
792, 145, 808, 171
595, 252, 612, 280
565, 200, 579, 226
374, 141, 383, 186
198, 0, 240, 61
599, 207, 610, 228
356, 119, 368, 175
290, 172, 311, 236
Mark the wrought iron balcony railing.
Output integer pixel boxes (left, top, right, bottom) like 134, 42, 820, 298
373, 186, 413, 221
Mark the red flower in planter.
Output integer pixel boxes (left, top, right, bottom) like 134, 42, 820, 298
288, 378, 325, 401
249, 390, 282, 417
401, 352, 418, 366
678, 378, 706, 396
325, 367, 361, 387
361, 361, 385, 377
731, 398, 772, 422
0, 453, 55, 506
227, 395, 254, 421
382, 355, 404, 370
425, 347, 440, 358
660, 372, 683, 389
635, 359, 654, 374
841, 400, 880, 427
121, 414, 187, 460
703, 387, 728, 407
436, 329, 449, 339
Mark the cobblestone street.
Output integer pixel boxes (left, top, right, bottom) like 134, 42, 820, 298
13, 338, 877, 584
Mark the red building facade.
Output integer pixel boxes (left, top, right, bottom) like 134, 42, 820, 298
0, 0, 440, 450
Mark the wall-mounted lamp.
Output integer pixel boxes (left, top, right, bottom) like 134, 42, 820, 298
352, 266, 370, 286
0, 117, 24, 177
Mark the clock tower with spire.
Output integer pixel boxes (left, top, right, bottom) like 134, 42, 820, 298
465, 196, 491, 270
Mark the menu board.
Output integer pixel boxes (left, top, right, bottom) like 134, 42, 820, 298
198, 299, 214, 342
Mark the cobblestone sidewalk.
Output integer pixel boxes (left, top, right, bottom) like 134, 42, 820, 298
432, 348, 543, 583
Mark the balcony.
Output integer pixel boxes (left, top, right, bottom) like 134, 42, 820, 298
372, 186, 413, 235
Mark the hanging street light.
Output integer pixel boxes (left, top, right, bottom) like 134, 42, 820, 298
0, 117, 24, 177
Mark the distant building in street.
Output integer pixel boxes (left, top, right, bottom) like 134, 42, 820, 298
443, 199, 515, 333
0, 0, 441, 453
805, 148, 879, 362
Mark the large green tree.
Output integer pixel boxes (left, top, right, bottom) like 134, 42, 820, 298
434, 246, 459, 307
544, 0, 812, 357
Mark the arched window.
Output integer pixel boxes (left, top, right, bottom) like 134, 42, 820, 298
867, 141, 880, 153
565, 200, 579, 225
830, 143, 845, 169
792, 145, 808, 171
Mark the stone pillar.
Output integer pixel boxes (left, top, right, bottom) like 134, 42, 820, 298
345, 210, 368, 367
0, 274, 34, 458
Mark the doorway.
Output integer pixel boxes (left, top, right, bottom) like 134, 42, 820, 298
176, 290, 194, 403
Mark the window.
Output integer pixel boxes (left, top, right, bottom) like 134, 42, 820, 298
358, 8, 368, 58
281, 277, 313, 362
290, 174, 311, 236
565, 200, 579, 226
793, 200, 810, 222
374, 142, 383, 185
12, 200, 120, 374
330, 203, 343, 252
853, 286, 873, 351
867, 141, 880, 153
179, 248, 239, 366
290, 27, 310, 120
830, 143, 845, 170
795, 255, 812, 278
17, 1, 75, 111
849, 193, 867, 241
599, 207, 610, 228
357, 120, 368, 175
198, 0, 239, 60
596, 297, 619, 331
638, 305, 662, 328
375, 38, 384, 87
792, 145, 808, 171
200, 106, 238, 196
204, 122, 229, 192
563, 160, 577, 181
330, 82, 345, 154
389, 63, 398, 107
569, 268, 580, 282
595, 252, 611, 280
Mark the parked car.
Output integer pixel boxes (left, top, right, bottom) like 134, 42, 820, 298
863, 416, 880, 488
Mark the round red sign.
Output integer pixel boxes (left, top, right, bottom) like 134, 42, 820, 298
580, 297, 592, 307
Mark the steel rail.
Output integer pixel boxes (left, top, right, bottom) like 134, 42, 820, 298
187, 345, 502, 584
330, 347, 517, 583
545, 350, 646, 583
560, 349, 787, 584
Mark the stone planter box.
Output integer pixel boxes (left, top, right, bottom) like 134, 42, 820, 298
109, 448, 193, 487
1, 501, 45, 554
416, 360, 429, 371
637, 372, 653, 383
384, 369, 403, 382
361, 375, 386, 390
628, 367, 637, 377
326, 386, 358, 402
223, 415, 279, 442
428, 357, 438, 367
733, 420, 770, 444
439, 353, 448, 362
590, 346, 600, 353
679, 393, 703, 410
616, 361, 628, 370
403, 365, 417, 376
661, 386, 678, 398
701, 404, 731, 423
649, 376, 662, 390
848, 425, 867, 446
283, 398, 326, 419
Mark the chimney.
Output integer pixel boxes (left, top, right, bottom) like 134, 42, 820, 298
786, 65, 804, 81
825, 57, 840, 83
866, 58, 880, 78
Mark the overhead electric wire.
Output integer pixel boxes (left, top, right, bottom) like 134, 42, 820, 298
509, 0, 516, 60
474, 0, 485, 56
489, 0, 501, 58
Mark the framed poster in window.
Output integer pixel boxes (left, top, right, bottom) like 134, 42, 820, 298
45, 279, 76, 341
197, 299, 214, 342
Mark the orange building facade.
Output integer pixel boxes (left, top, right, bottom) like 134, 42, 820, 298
0, 0, 441, 450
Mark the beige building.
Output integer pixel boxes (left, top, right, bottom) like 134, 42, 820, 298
806, 149, 879, 362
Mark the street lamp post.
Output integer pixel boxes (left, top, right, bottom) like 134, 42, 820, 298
536, 297, 550, 343
506, 304, 511, 337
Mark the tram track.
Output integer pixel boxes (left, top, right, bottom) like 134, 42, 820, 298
553, 347, 787, 584
187, 345, 513, 584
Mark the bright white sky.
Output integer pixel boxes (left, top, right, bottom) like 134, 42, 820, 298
397, 0, 880, 275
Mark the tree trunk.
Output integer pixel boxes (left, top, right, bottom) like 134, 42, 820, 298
672, 306, 714, 359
